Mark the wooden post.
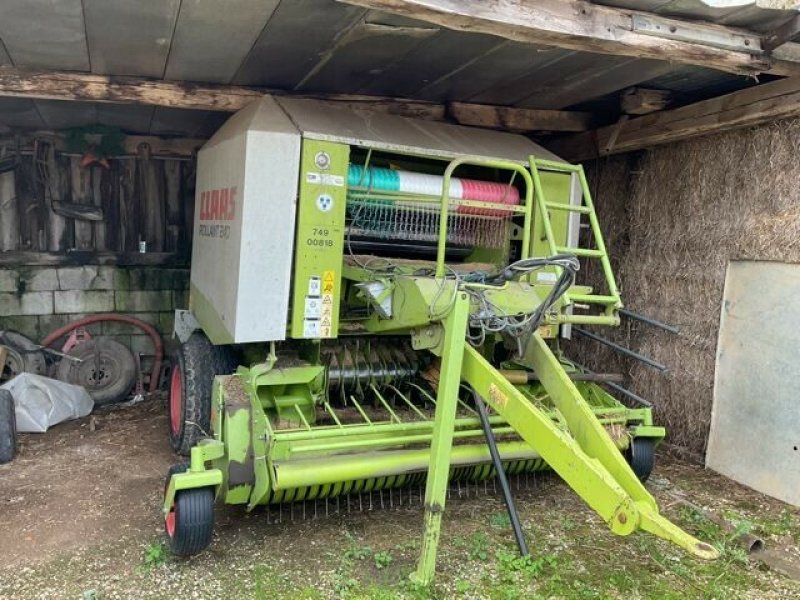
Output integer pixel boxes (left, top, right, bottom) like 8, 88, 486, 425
70, 156, 94, 250
0, 169, 19, 251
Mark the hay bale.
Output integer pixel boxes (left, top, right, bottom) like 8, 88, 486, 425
570, 117, 800, 454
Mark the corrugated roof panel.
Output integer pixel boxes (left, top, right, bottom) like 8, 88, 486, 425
295, 22, 438, 93
356, 30, 504, 98
164, 0, 279, 84
232, 0, 366, 88
0, 0, 89, 70
83, 0, 180, 77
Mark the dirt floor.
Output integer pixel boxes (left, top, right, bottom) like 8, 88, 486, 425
1, 398, 799, 599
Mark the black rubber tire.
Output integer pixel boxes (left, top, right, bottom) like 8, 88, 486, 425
0, 330, 47, 383
164, 463, 215, 556
0, 389, 16, 464
168, 332, 237, 456
627, 437, 656, 482
55, 339, 137, 405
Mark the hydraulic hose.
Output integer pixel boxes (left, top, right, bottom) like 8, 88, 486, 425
473, 389, 529, 557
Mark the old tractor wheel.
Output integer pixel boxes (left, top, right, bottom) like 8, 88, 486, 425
164, 463, 215, 556
0, 389, 16, 464
168, 332, 237, 456
0, 331, 47, 383
56, 339, 137, 406
627, 437, 656, 482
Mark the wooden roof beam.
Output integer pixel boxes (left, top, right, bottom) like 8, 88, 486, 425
339, 0, 800, 77
0, 67, 595, 139
448, 102, 593, 132
547, 76, 800, 161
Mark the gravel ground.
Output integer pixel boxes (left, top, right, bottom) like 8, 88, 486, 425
1, 398, 799, 599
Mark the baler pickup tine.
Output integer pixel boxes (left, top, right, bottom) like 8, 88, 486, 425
408, 382, 437, 406
371, 384, 403, 423
323, 401, 344, 428
349, 395, 373, 424
387, 384, 428, 420
293, 404, 312, 430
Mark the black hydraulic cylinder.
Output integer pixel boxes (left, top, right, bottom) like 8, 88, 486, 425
473, 390, 529, 557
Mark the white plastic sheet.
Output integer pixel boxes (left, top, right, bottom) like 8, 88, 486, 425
0, 373, 93, 433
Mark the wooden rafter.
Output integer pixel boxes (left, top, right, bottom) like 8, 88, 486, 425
0, 67, 594, 136
548, 77, 800, 161
448, 102, 593, 132
338, 0, 800, 77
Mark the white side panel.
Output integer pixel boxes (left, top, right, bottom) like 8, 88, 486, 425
190, 95, 301, 344
233, 129, 301, 342
707, 261, 800, 507
191, 133, 247, 342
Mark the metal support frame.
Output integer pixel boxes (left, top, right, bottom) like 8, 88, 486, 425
412, 290, 470, 585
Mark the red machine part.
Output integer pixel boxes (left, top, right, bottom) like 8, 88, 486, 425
41, 314, 164, 395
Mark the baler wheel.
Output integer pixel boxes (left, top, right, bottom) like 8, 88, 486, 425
0, 389, 16, 464
164, 463, 214, 556
627, 437, 656, 482
168, 332, 237, 455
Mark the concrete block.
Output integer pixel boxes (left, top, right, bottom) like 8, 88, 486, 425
0, 315, 41, 339
0, 292, 53, 316
19, 268, 59, 292
54, 290, 115, 314
58, 266, 115, 290
158, 311, 175, 337
101, 312, 159, 335
172, 290, 189, 310
0, 269, 19, 293
115, 290, 173, 312
114, 268, 190, 291
38, 313, 101, 337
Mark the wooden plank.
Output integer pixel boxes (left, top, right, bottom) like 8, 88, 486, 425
0, 170, 19, 251
338, 0, 795, 76
15, 158, 42, 250
763, 14, 800, 52
548, 77, 800, 161
0, 67, 446, 121
163, 161, 182, 253
139, 148, 165, 253
448, 102, 593, 132
100, 163, 118, 252
621, 87, 672, 115
69, 156, 94, 250
44, 147, 68, 252
91, 165, 106, 251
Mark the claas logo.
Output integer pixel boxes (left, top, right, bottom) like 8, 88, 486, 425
199, 187, 237, 221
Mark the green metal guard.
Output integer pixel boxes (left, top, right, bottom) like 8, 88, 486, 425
529, 157, 622, 324
435, 156, 534, 278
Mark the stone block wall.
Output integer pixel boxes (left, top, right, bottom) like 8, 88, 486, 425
0, 265, 189, 354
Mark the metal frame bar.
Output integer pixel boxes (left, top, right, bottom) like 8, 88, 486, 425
435, 157, 534, 277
